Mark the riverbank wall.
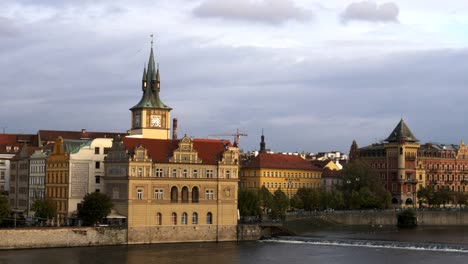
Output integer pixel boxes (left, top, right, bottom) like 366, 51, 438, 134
0, 227, 127, 250
288, 210, 468, 226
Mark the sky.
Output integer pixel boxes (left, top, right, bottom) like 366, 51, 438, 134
2, 0, 468, 154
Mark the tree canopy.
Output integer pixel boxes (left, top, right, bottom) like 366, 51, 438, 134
77, 192, 113, 226
238, 188, 261, 216
0, 196, 11, 224
31, 198, 57, 222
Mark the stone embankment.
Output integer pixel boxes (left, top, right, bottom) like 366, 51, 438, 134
0, 227, 127, 250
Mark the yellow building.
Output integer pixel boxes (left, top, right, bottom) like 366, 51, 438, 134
104, 45, 239, 243
240, 134, 322, 197
45, 137, 69, 222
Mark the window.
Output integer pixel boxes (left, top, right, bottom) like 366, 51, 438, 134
154, 189, 163, 200
206, 212, 213, 224
95, 189, 100, 193
156, 213, 162, 225
205, 190, 214, 200
95, 162, 100, 169
193, 169, 198, 178
138, 167, 143, 177
226, 170, 230, 179
95, 176, 101, 184
206, 170, 213, 178
192, 212, 198, 224
171, 213, 177, 225
171, 186, 178, 202
94, 147, 100, 154
172, 169, 177, 178
112, 187, 119, 199
181, 212, 188, 225
182, 186, 189, 203
192, 187, 199, 203
137, 189, 143, 200
155, 168, 163, 177
182, 169, 188, 178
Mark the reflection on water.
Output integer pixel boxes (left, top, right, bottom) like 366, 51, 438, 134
1, 227, 468, 264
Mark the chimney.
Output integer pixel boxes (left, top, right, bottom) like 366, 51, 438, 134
172, 118, 178, 140
81, 128, 86, 134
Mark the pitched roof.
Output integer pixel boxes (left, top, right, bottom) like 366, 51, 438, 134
242, 153, 320, 171
0, 134, 37, 145
322, 167, 343, 178
385, 119, 418, 142
38, 130, 122, 144
122, 137, 231, 165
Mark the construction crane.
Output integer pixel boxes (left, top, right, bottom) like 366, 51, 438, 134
208, 129, 248, 147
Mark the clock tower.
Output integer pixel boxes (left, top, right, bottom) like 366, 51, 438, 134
129, 45, 172, 139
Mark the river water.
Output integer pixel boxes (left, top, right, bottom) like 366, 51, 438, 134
1, 226, 468, 264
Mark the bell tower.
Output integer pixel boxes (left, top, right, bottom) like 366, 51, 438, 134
129, 42, 172, 139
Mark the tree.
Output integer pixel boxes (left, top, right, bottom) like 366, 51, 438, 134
238, 189, 261, 217
258, 186, 274, 215
271, 189, 289, 220
397, 209, 417, 228
290, 195, 303, 209
31, 198, 56, 222
0, 196, 11, 224
77, 192, 113, 226
341, 160, 391, 209
296, 187, 321, 211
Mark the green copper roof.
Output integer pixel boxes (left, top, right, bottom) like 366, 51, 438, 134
63, 139, 91, 154
385, 119, 418, 143
131, 47, 172, 110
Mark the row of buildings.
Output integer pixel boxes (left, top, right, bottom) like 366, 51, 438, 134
0, 46, 344, 243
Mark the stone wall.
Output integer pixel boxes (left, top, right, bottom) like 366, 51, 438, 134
309, 210, 468, 226
0, 227, 127, 250
127, 225, 238, 244
237, 224, 262, 241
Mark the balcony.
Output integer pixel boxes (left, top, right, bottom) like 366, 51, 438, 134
405, 179, 418, 184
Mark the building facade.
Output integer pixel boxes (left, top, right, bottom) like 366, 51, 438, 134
240, 134, 322, 197
103, 46, 239, 243
28, 149, 49, 216
358, 119, 468, 207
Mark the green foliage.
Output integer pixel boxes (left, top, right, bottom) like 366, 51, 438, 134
397, 209, 417, 228
271, 189, 289, 220
31, 198, 56, 221
0, 195, 11, 224
258, 186, 274, 213
341, 160, 391, 209
77, 192, 113, 226
290, 195, 303, 209
418, 185, 465, 208
238, 188, 261, 216
296, 187, 321, 211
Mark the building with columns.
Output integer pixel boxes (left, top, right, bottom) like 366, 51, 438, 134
104, 45, 239, 243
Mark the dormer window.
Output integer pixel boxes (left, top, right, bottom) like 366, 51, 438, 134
6, 146, 11, 152
14, 147, 19, 152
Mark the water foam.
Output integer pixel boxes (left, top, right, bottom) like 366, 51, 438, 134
261, 237, 468, 253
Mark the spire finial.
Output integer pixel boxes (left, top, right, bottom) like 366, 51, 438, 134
150, 34, 154, 48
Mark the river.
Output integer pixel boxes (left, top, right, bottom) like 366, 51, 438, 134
1, 226, 468, 263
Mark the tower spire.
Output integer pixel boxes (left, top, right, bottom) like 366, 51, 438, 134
260, 129, 266, 153
142, 64, 147, 91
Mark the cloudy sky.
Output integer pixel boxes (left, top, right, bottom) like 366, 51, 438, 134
2, 0, 468, 153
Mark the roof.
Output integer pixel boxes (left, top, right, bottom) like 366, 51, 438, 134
385, 119, 418, 142
130, 47, 171, 110
38, 130, 122, 144
322, 168, 343, 178
0, 134, 37, 145
242, 153, 320, 171
122, 137, 232, 165
63, 139, 92, 154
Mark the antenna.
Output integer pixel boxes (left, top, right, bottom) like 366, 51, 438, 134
1, 126, 6, 134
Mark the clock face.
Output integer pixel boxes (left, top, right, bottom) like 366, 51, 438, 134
151, 115, 161, 127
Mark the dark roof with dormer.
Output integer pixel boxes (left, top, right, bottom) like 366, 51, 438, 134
130, 47, 171, 110
385, 119, 418, 143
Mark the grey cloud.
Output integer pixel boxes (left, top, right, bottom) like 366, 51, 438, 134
193, 0, 312, 25
340, 1, 399, 24
0, 17, 19, 37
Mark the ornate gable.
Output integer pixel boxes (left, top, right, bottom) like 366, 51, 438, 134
170, 136, 202, 164
457, 140, 468, 160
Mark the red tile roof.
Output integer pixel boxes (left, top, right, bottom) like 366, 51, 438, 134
243, 153, 320, 171
0, 134, 36, 145
123, 137, 232, 165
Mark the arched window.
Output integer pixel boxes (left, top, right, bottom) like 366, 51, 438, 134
192, 187, 199, 203
182, 186, 189, 203
171, 186, 178, 203
206, 212, 213, 225
156, 213, 162, 225
192, 212, 198, 225
171, 212, 177, 225
181, 212, 188, 225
